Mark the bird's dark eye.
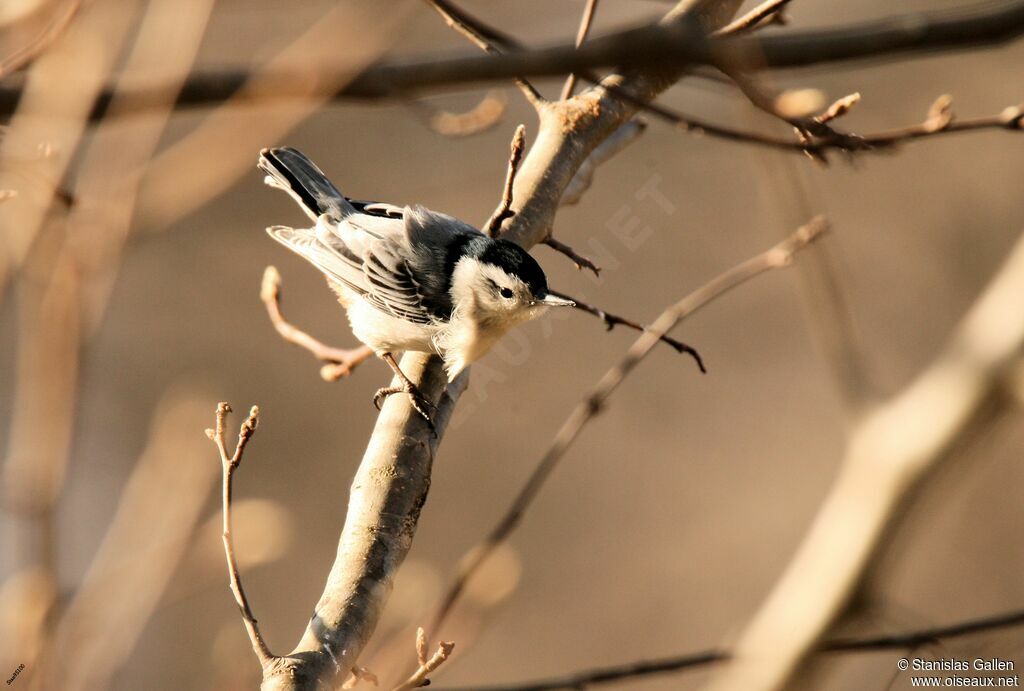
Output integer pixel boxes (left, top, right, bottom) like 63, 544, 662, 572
499, 287, 514, 299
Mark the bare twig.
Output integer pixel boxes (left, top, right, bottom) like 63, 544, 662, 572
424, 0, 544, 108
261, 266, 374, 381
484, 124, 526, 237
705, 230, 1024, 691
440, 608, 1024, 690
549, 289, 705, 372
542, 237, 601, 276
410, 90, 506, 137
560, 0, 600, 101
714, 0, 791, 37
343, 666, 380, 689
206, 403, 274, 669
0, 0, 83, 78
426, 218, 828, 642
605, 68, 1022, 156
392, 628, 455, 691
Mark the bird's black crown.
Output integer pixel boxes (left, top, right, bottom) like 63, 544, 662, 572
480, 239, 548, 297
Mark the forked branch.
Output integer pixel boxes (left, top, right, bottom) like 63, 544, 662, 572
206, 402, 274, 669
392, 628, 456, 691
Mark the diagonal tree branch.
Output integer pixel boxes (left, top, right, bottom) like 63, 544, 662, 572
714, 0, 791, 37
5, 1, 1024, 121
550, 289, 705, 371
425, 218, 827, 645
257, 2, 749, 689
424, 0, 544, 107
704, 229, 1024, 691
560, 0, 600, 101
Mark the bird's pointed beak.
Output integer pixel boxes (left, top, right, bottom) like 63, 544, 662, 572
538, 293, 575, 307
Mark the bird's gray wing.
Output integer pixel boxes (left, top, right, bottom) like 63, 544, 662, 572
268, 204, 482, 324
400, 205, 484, 309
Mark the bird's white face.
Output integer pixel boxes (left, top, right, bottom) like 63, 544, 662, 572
440, 256, 573, 381
452, 258, 546, 327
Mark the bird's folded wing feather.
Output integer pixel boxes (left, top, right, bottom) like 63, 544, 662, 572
268, 203, 481, 325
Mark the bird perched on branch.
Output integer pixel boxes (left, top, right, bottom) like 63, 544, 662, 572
258, 146, 573, 427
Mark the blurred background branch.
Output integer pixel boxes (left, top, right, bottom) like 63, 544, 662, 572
2, 1, 1023, 690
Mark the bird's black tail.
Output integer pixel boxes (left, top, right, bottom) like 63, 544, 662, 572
258, 147, 355, 222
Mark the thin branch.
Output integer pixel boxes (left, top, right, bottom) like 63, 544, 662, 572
596, 73, 1023, 156
560, 0, 600, 101
332, 0, 1024, 97
484, 124, 526, 237
714, 0, 791, 37
206, 402, 274, 669
425, 217, 828, 642
705, 229, 1024, 691
542, 237, 601, 277
343, 666, 380, 689
409, 90, 506, 137
392, 628, 455, 691
440, 608, 1024, 690
549, 289, 705, 372
261, 266, 374, 381
424, 0, 544, 108
822, 608, 1024, 652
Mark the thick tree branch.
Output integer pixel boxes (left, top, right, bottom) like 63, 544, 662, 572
704, 229, 1024, 691
425, 218, 827, 644
5, 1, 1024, 121
342, 0, 1024, 94
258, 2, 748, 688
440, 608, 1024, 690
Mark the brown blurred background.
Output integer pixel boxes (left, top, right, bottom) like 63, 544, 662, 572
1, 1, 1023, 689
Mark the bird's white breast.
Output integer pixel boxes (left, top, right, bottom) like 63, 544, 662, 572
340, 287, 441, 355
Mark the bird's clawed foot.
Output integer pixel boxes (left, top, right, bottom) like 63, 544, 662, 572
374, 352, 438, 433
372, 383, 437, 431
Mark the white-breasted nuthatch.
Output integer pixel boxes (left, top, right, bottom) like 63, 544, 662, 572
258, 147, 574, 425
